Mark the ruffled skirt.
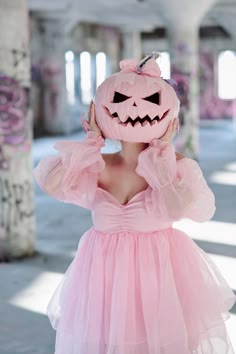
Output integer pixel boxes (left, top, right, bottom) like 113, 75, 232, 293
47, 227, 236, 354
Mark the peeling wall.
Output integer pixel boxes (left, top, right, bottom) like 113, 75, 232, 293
143, 37, 236, 121
30, 19, 121, 136
70, 22, 121, 73
0, 0, 35, 259
199, 50, 236, 120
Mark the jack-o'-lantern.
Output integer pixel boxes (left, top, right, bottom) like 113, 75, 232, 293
94, 55, 180, 143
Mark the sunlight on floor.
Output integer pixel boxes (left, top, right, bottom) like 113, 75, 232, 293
210, 254, 236, 288
174, 219, 236, 246
224, 162, 236, 172
209, 161, 236, 186
226, 314, 236, 350
8, 271, 63, 315
210, 171, 236, 186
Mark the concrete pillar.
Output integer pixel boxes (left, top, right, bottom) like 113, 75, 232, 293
40, 19, 68, 134
0, 0, 35, 260
169, 25, 200, 158
158, 0, 216, 158
121, 30, 142, 60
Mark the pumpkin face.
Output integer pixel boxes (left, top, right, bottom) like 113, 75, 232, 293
94, 58, 180, 143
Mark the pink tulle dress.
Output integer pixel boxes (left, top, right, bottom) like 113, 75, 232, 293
34, 130, 236, 354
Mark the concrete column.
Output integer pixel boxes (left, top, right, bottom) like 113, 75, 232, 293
158, 0, 216, 158
40, 19, 68, 134
169, 25, 200, 158
0, 0, 35, 260
121, 30, 142, 60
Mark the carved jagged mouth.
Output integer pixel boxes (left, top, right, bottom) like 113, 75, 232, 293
104, 106, 170, 127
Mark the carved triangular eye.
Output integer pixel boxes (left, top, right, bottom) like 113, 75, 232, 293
143, 92, 160, 105
113, 91, 131, 103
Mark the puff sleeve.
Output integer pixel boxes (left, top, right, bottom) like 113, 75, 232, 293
33, 131, 105, 209
136, 139, 216, 222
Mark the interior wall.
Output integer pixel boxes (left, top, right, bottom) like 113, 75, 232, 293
69, 22, 121, 73
143, 37, 236, 120
30, 17, 236, 137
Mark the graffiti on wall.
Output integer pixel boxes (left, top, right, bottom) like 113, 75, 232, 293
0, 177, 34, 235
11, 45, 29, 79
171, 48, 235, 120
42, 62, 62, 119
170, 40, 196, 124
0, 75, 29, 170
199, 51, 235, 119
0, 5, 35, 259
171, 67, 191, 126
171, 66, 196, 156
170, 39, 198, 156
31, 60, 62, 133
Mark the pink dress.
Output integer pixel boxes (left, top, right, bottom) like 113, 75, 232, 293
34, 130, 236, 354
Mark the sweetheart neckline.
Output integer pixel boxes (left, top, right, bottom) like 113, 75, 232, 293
96, 158, 191, 207
96, 185, 150, 207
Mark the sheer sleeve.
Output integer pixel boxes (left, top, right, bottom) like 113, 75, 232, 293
33, 131, 105, 209
136, 139, 216, 222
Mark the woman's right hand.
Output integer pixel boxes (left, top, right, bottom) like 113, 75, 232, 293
88, 100, 102, 136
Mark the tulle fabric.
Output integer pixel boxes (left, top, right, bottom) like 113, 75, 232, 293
33, 131, 105, 208
47, 227, 236, 354
136, 139, 216, 222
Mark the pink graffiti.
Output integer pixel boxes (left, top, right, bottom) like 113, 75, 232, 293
172, 67, 191, 125
0, 76, 28, 169
172, 70, 190, 108
175, 42, 192, 56
0, 76, 27, 144
42, 62, 62, 117
199, 52, 235, 119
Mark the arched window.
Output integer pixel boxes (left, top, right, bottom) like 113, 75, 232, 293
156, 52, 171, 79
80, 51, 93, 104
96, 52, 106, 87
65, 51, 75, 104
218, 50, 236, 99
64, 51, 109, 105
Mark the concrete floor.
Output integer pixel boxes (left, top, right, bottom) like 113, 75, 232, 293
0, 120, 236, 354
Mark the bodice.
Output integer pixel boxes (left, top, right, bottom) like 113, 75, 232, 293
91, 187, 173, 233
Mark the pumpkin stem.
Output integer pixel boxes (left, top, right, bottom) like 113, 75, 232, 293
136, 51, 160, 73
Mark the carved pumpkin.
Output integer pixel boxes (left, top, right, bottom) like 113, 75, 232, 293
94, 57, 180, 143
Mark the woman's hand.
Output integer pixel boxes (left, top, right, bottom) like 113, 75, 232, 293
159, 118, 179, 144
88, 100, 102, 135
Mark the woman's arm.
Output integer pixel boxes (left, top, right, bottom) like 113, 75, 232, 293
34, 102, 104, 209
33, 131, 105, 209
136, 139, 216, 222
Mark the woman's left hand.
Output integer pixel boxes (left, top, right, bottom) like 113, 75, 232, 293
159, 118, 179, 144
88, 100, 102, 136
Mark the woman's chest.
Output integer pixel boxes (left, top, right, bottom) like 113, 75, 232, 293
98, 163, 148, 206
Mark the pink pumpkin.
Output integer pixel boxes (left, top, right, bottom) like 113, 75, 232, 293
94, 57, 180, 143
